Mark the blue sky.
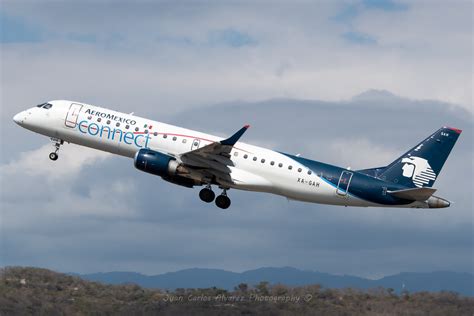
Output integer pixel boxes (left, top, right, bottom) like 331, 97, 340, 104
0, 0, 472, 277
333, 0, 408, 45
0, 11, 43, 43
0, 1, 405, 47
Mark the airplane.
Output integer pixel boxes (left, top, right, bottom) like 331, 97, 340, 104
13, 100, 462, 210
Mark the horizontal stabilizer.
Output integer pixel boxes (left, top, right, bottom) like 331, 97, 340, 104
388, 187, 437, 201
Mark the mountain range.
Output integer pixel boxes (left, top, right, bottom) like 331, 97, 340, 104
75, 267, 473, 296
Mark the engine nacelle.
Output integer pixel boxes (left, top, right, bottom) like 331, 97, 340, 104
134, 148, 179, 177
134, 149, 197, 188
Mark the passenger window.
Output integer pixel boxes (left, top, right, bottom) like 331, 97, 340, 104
98, 118, 102, 122
308, 170, 312, 175
261, 159, 265, 163
154, 132, 158, 136
244, 154, 248, 159
270, 161, 275, 166
107, 120, 111, 125
145, 130, 148, 134
163, 134, 167, 138
234, 152, 238, 156
135, 127, 139, 132
182, 139, 187, 143
253, 157, 257, 161
288, 165, 293, 170
298, 168, 302, 172
116, 122, 120, 127
172, 136, 177, 141
278, 163, 283, 168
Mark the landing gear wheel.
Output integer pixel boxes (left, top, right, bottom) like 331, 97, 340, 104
49, 152, 58, 161
215, 195, 231, 209
49, 138, 63, 161
199, 188, 215, 203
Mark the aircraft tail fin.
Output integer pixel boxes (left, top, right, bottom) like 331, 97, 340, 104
379, 127, 462, 188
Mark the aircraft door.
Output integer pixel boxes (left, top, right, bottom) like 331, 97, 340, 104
336, 171, 353, 196
191, 138, 200, 151
65, 103, 83, 128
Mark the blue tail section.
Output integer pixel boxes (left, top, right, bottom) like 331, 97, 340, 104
379, 127, 462, 188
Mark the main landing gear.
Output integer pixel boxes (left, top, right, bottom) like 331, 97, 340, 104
215, 190, 231, 209
49, 138, 63, 161
199, 185, 215, 203
199, 186, 231, 209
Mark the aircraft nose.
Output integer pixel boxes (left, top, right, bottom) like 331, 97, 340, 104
13, 111, 27, 126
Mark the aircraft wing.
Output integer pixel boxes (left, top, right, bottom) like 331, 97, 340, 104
179, 125, 250, 184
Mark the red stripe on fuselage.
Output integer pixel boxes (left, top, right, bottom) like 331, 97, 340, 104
78, 121, 253, 153
133, 131, 252, 153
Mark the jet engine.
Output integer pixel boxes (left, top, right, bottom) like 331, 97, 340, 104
134, 148, 197, 188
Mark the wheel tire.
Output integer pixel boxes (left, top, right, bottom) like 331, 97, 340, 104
215, 195, 231, 209
199, 188, 215, 203
49, 152, 58, 161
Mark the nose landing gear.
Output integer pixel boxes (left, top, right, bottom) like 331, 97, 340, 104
49, 152, 58, 161
49, 138, 63, 161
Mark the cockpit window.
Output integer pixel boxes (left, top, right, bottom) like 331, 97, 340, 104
36, 103, 47, 108
42, 103, 53, 109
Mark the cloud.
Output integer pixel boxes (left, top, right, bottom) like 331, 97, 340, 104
208, 29, 257, 47
363, 0, 409, 11
333, 0, 408, 24
66, 33, 97, 44
0, 0, 471, 119
342, 31, 377, 45
2, 92, 472, 278
0, 1, 472, 278
0, 143, 138, 226
1, 143, 110, 180
328, 138, 398, 169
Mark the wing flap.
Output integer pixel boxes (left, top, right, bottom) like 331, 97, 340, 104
388, 187, 437, 201
181, 154, 231, 174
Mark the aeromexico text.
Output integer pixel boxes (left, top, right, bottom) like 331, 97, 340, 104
79, 109, 151, 148
85, 108, 137, 125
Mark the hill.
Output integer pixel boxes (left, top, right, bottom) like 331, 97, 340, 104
2, 267, 473, 315
78, 267, 474, 296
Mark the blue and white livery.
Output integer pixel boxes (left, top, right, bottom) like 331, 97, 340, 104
13, 100, 462, 209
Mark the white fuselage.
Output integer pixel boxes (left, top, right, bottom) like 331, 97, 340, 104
13, 100, 416, 208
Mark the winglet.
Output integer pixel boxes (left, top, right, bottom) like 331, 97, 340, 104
444, 126, 462, 134
220, 125, 250, 146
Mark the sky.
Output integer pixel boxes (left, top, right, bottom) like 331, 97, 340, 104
0, 0, 472, 278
